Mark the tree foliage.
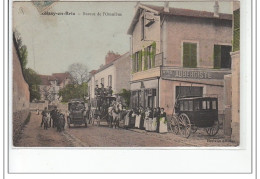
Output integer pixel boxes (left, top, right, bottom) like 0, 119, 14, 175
14, 31, 28, 72
23, 68, 41, 102
118, 89, 131, 108
68, 63, 89, 85
58, 82, 88, 102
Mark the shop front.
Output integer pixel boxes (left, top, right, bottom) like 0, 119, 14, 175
159, 67, 231, 115
130, 78, 159, 109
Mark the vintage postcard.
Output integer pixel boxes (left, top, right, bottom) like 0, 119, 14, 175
12, 0, 240, 148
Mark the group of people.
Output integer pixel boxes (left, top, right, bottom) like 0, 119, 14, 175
40, 106, 65, 132
125, 107, 168, 133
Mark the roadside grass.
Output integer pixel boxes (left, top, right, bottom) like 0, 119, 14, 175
13, 112, 31, 146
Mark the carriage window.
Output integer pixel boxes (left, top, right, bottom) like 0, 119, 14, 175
180, 101, 184, 111
202, 101, 207, 109
188, 101, 193, 111
184, 101, 189, 111
207, 101, 211, 109
212, 101, 217, 109
194, 101, 200, 110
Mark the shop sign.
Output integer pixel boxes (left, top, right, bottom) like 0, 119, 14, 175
161, 67, 231, 80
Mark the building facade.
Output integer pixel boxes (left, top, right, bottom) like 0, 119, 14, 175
128, 3, 233, 115
39, 72, 71, 103
87, 52, 131, 100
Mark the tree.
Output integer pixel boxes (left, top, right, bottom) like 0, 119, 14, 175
118, 89, 131, 108
14, 30, 28, 72
58, 82, 88, 103
68, 63, 89, 84
23, 68, 41, 102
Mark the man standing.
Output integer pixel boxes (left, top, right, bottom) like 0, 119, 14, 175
41, 107, 47, 127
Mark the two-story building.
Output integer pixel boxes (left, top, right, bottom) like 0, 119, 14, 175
39, 72, 71, 103
127, 2, 233, 115
87, 51, 131, 101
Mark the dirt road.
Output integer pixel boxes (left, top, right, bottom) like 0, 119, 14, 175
15, 112, 238, 147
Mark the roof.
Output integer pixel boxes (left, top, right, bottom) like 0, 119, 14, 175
39, 72, 70, 86
127, 4, 232, 35
178, 96, 218, 101
95, 52, 130, 74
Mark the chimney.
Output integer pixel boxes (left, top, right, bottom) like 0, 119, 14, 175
214, 1, 219, 17
164, 2, 169, 13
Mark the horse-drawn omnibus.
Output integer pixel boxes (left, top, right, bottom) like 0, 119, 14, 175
89, 96, 116, 126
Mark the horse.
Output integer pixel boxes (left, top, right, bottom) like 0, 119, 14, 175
110, 102, 123, 129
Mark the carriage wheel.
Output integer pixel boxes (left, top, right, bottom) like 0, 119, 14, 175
191, 125, 198, 133
205, 120, 219, 136
178, 113, 191, 138
168, 115, 179, 135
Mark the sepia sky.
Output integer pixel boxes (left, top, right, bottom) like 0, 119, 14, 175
13, 1, 233, 75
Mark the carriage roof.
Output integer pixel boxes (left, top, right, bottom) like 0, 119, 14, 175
177, 97, 218, 101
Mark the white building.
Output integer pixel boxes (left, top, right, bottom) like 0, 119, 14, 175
87, 52, 131, 100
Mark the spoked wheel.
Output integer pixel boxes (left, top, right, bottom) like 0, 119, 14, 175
205, 119, 219, 136
191, 125, 198, 133
178, 113, 191, 138
168, 115, 179, 135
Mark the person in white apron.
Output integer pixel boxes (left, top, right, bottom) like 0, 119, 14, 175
135, 109, 141, 128
144, 108, 151, 131
159, 108, 168, 133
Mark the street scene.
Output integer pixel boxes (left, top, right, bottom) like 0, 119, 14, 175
12, 1, 240, 147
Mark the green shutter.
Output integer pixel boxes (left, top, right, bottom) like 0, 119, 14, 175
190, 43, 197, 68
144, 48, 148, 70
183, 43, 190, 67
214, 45, 221, 69
138, 50, 142, 71
151, 42, 156, 67
183, 43, 197, 68
233, 9, 240, 51
132, 54, 136, 73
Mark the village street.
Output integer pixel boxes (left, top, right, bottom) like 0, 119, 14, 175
15, 112, 238, 147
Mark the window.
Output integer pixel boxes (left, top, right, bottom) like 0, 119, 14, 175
184, 101, 189, 111
108, 75, 112, 87
141, 16, 145, 40
202, 101, 207, 110
188, 101, 193, 111
135, 51, 142, 72
214, 45, 232, 69
212, 100, 217, 109
176, 86, 203, 98
194, 101, 200, 111
183, 42, 197, 68
101, 78, 104, 85
180, 101, 184, 111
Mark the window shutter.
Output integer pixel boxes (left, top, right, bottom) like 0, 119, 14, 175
151, 42, 156, 67
183, 43, 190, 67
233, 9, 240, 51
214, 45, 221, 69
190, 43, 197, 68
138, 50, 142, 71
144, 48, 148, 70
183, 43, 197, 68
132, 54, 136, 73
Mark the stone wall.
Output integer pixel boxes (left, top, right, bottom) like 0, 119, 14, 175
12, 40, 30, 145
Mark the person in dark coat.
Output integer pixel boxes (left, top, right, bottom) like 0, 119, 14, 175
41, 107, 47, 127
